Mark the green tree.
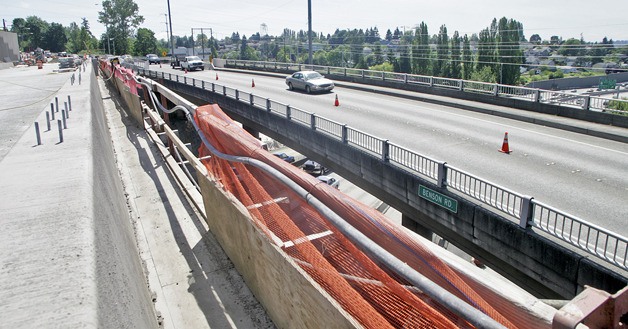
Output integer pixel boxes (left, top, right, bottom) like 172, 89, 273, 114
134, 27, 157, 56
42, 23, 66, 52
450, 31, 461, 78
461, 34, 473, 80
98, 0, 144, 55
495, 17, 523, 84
433, 25, 449, 77
412, 22, 430, 75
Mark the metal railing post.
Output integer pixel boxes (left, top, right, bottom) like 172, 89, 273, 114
235, 89, 239, 100
286, 105, 291, 119
459, 79, 464, 91
202, 80, 205, 89
342, 124, 348, 144
250, 93, 254, 105
382, 140, 389, 162
519, 197, 534, 228
493, 83, 498, 96
266, 98, 271, 111
437, 162, 447, 188
583, 96, 591, 110
362, 70, 365, 79
430, 77, 434, 88
534, 89, 540, 102
344, 68, 347, 76
382, 71, 385, 81
404, 74, 408, 84
223, 86, 227, 96
311, 114, 316, 130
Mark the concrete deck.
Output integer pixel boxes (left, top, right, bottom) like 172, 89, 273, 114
0, 62, 273, 328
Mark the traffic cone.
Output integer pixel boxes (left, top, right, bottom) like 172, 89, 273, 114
334, 94, 339, 107
159, 63, 162, 68
215, 72, 219, 80
499, 132, 512, 154
252, 79, 255, 87
185, 68, 188, 74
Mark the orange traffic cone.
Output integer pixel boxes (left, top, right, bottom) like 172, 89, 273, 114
334, 94, 339, 107
499, 132, 512, 154
252, 79, 255, 87
185, 68, 188, 74
215, 73, 219, 80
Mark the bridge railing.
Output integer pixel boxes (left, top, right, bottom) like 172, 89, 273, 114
224, 59, 628, 114
129, 64, 628, 271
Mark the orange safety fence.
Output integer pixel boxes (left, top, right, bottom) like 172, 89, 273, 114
99, 59, 138, 95
194, 104, 522, 328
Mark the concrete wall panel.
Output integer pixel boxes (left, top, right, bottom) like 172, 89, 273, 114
197, 174, 360, 329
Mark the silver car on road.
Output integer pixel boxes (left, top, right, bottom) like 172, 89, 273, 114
285, 71, 334, 93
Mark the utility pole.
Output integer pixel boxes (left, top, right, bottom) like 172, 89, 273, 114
191, 28, 194, 55
191, 27, 213, 61
307, 0, 313, 65
167, 0, 175, 62
164, 14, 170, 51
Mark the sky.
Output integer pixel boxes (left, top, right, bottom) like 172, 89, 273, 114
4, 0, 628, 43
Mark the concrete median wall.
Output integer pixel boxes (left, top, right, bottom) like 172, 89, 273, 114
91, 67, 158, 328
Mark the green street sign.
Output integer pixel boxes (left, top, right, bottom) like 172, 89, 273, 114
419, 185, 458, 213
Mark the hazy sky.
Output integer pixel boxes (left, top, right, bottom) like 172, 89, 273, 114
5, 0, 628, 43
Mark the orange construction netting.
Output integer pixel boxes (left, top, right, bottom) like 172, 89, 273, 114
195, 104, 520, 329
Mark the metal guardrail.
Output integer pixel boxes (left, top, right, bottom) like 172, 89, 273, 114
127, 63, 628, 271
225, 59, 628, 114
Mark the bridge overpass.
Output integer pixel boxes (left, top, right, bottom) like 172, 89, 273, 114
131, 62, 628, 299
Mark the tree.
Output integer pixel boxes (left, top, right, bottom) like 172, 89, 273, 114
449, 31, 461, 79
98, 0, 144, 55
433, 25, 449, 77
412, 22, 430, 75
495, 17, 524, 85
530, 34, 542, 44
42, 23, 66, 52
134, 28, 157, 56
461, 34, 473, 80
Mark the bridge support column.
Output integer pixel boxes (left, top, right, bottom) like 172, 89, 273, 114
243, 125, 260, 140
401, 214, 433, 241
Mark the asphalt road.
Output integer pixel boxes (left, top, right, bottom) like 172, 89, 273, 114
149, 64, 628, 237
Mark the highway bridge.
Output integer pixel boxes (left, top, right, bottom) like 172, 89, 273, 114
129, 61, 628, 300
3, 59, 626, 328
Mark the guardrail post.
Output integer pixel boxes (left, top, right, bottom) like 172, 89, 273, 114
286, 105, 291, 119
430, 77, 434, 87
327, 67, 330, 75
211, 83, 215, 93
201, 80, 205, 89
382, 71, 385, 81
161, 72, 165, 79
519, 196, 534, 228
362, 70, 365, 79
459, 79, 464, 91
192, 78, 195, 87
169, 73, 172, 80
583, 96, 591, 110
266, 98, 271, 111
534, 89, 540, 102
493, 83, 498, 96
311, 114, 316, 130
235, 89, 239, 100
382, 140, 390, 162
437, 162, 447, 188
299, 64, 302, 71
404, 74, 408, 84
223, 86, 227, 96
342, 124, 348, 144
250, 93, 254, 105
176, 75, 179, 82
344, 68, 347, 76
